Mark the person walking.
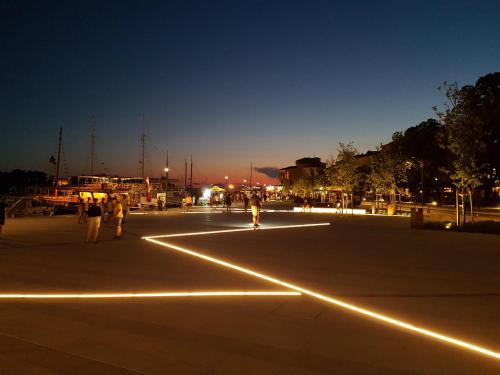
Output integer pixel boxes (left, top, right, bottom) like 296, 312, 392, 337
158, 198, 163, 211
249, 191, 261, 228
84, 197, 91, 223
0, 198, 7, 238
243, 194, 250, 213
113, 198, 124, 239
225, 193, 232, 213
77, 198, 85, 224
184, 195, 192, 212
86, 199, 102, 243
121, 194, 129, 222
100, 197, 107, 221
105, 197, 114, 223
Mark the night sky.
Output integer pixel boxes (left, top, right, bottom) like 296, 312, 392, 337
1, 1, 499, 184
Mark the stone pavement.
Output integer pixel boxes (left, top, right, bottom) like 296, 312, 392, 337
0, 209, 499, 374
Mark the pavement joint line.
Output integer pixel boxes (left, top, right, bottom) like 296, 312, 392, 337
0, 330, 148, 374
0, 291, 301, 299
144, 228, 500, 362
142, 222, 331, 239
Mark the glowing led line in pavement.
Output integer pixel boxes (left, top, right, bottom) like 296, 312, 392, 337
0, 291, 301, 299
145, 237, 500, 361
142, 222, 331, 239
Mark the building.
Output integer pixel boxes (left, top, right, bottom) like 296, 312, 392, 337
280, 157, 326, 186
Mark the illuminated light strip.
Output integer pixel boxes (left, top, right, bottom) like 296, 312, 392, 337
142, 222, 331, 239
0, 291, 301, 299
293, 207, 367, 215
145, 238, 500, 361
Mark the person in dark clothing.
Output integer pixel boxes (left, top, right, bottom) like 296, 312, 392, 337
243, 194, 250, 213
0, 199, 7, 237
86, 200, 102, 243
225, 194, 232, 213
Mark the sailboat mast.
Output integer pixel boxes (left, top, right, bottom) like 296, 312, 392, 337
249, 162, 253, 188
184, 157, 187, 191
141, 113, 145, 178
90, 115, 96, 175
55, 127, 62, 184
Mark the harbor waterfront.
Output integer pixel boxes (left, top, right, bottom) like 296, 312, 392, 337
0, 208, 499, 373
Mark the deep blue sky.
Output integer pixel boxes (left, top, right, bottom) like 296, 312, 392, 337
1, 0, 499, 183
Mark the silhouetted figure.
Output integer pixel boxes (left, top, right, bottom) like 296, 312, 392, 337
225, 194, 232, 213
249, 192, 261, 228
113, 198, 124, 239
0, 199, 7, 237
243, 194, 250, 213
86, 200, 102, 243
77, 198, 85, 224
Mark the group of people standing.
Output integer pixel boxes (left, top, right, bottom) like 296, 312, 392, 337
78, 195, 126, 243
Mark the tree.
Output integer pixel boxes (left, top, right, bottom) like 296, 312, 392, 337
391, 119, 450, 203
369, 144, 409, 206
327, 142, 359, 211
435, 82, 488, 225
0, 170, 51, 194
292, 177, 313, 196
466, 73, 500, 203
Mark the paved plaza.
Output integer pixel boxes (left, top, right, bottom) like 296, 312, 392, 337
0, 209, 499, 374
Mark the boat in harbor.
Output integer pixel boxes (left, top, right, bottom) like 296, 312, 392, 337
38, 175, 157, 211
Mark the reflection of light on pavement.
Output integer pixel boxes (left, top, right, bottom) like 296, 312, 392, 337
143, 223, 331, 239
144, 233, 500, 361
184, 211, 223, 214
0, 291, 301, 299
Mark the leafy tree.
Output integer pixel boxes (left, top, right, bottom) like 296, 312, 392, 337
292, 177, 314, 196
327, 142, 359, 210
435, 82, 488, 224
369, 144, 409, 204
0, 170, 51, 194
280, 174, 292, 195
391, 119, 450, 202
465, 73, 500, 203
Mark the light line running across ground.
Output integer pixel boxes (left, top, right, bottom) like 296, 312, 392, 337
142, 222, 331, 239
0, 291, 301, 299
144, 227, 500, 362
